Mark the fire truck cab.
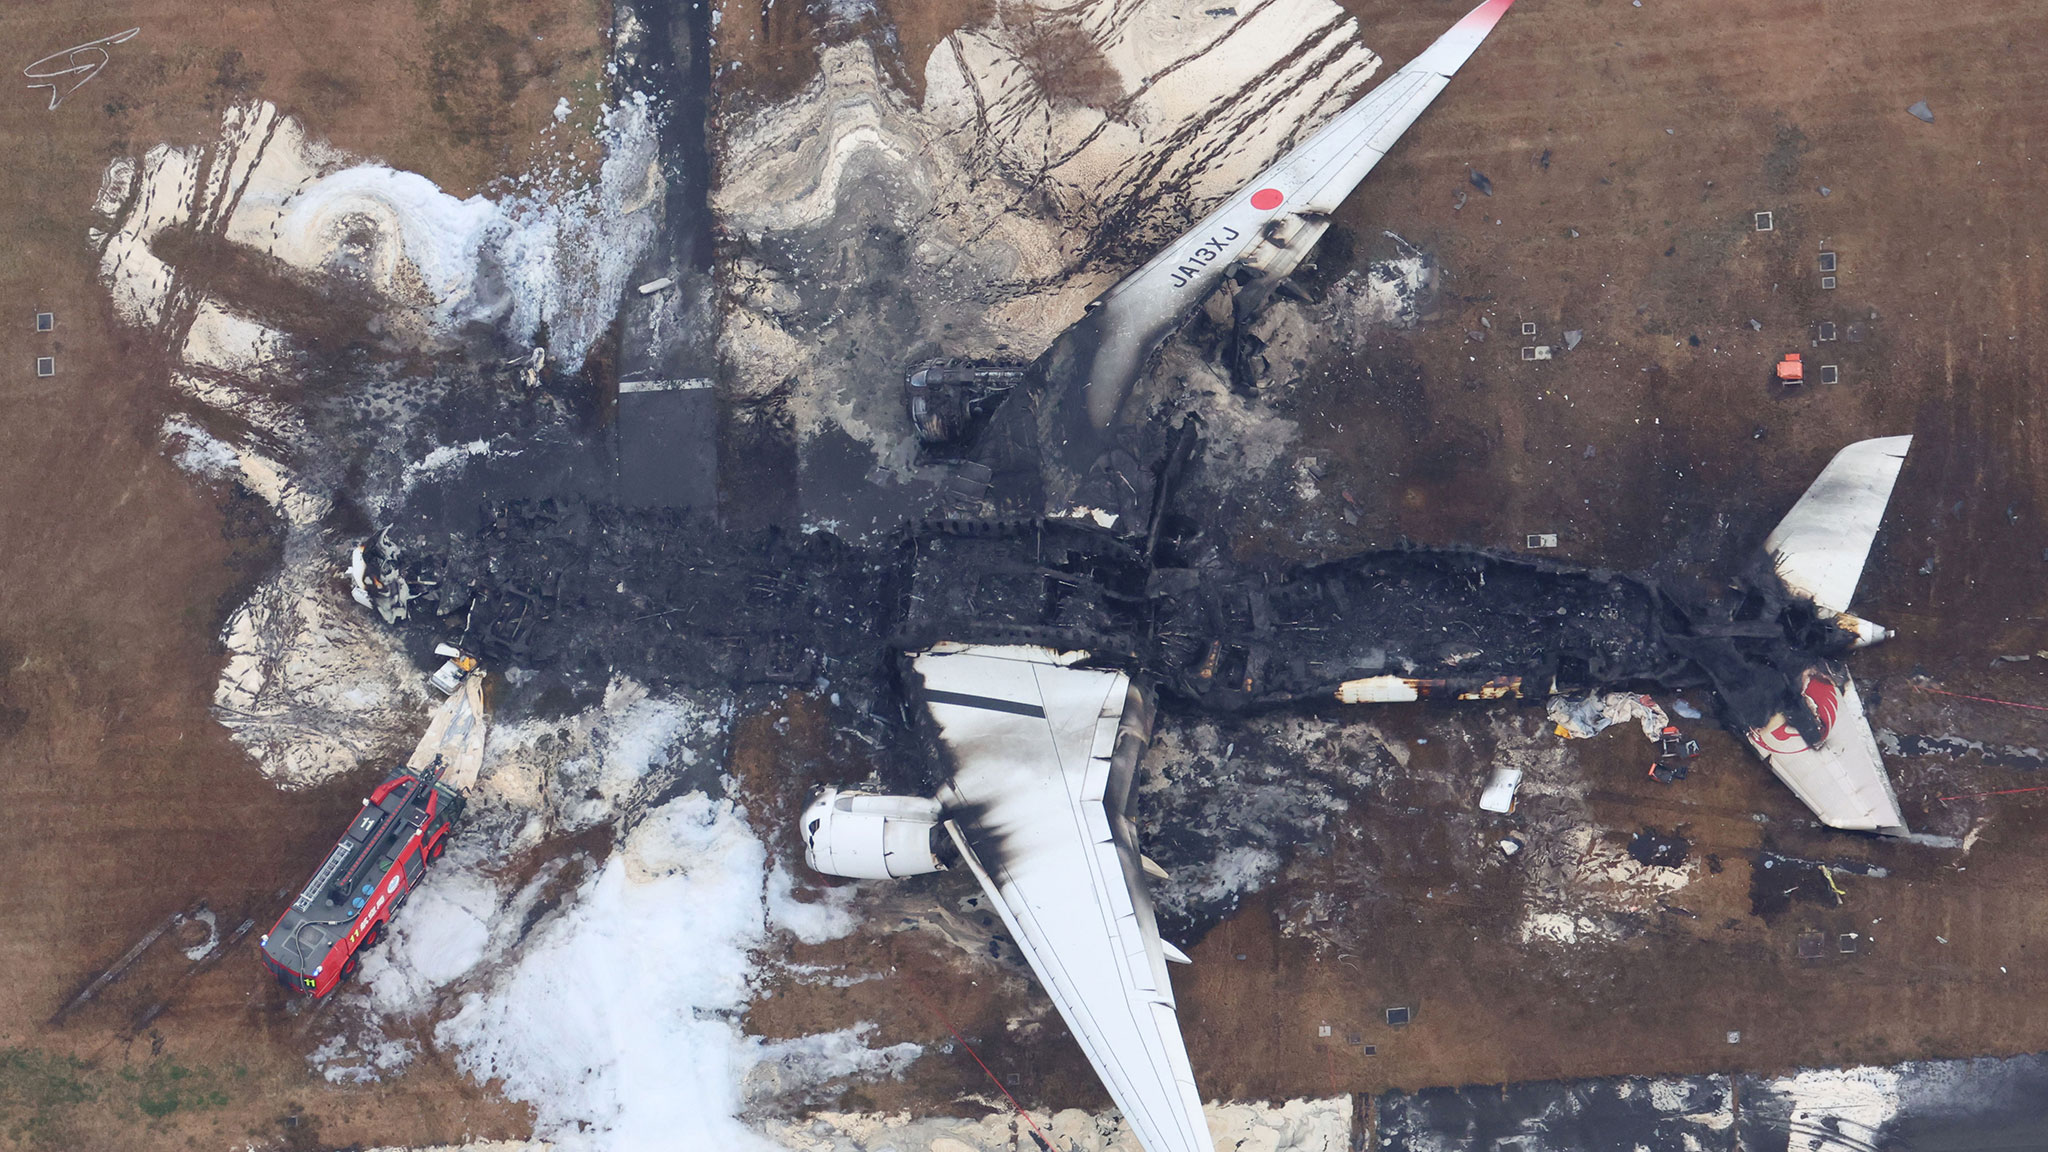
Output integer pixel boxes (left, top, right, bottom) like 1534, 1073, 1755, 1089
259, 768, 465, 996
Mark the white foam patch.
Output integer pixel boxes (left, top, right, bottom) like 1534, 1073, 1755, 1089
480, 677, 725, 834
433, 793, 922, 1151
360, 869, 502, 1016
768, 1094, 1356, 1152
765, 862, 859, 945
213, 555, 427, 785
97, 98, 659, 368
400, 439, 503, 492
257, 165, 501, 332
181, 300, 284, 374
495, 93, 664, 367
160, 416, 240, 480
713, 0, 1381, 453
1766, 1066, 1900, 1152
308, 1031, 421, 1085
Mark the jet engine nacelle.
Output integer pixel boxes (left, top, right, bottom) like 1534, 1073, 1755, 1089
800, 789, 949, 880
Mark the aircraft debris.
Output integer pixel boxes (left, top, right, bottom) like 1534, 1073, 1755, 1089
428, 643, 479, 695
1470, 169, 1494, 196
1564, 329, 1583, 350
636, 276, 675, 295
1908, 100, 1935, 123
1649, 725, 1700, 783
1479, 767, 1524, 813
349, 528, 413, 623
1548, 692, 1669, 741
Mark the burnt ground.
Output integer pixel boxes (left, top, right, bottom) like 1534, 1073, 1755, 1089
7, 0, 2048, 1150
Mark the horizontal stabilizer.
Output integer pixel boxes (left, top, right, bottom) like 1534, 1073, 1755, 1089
1764, 436, 1912, 614
1746, 671, 1906, 834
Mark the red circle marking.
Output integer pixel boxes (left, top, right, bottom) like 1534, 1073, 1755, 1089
1250, 187, 1284, 211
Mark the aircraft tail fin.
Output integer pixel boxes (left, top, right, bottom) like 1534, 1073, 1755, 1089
1762, 435, 1912, 615
1745, 669, 1907, 834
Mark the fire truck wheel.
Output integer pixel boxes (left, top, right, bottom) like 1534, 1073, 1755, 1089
363, 923, 385, 950
340, 956, 361, 984
427, 837, 446, 863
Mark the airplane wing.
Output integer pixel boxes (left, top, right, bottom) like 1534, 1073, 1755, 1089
1006, 0, 1517, 520
1746, 669, 1907, 834
912, 645, 1209, 1152
1763, 435, 1913, 615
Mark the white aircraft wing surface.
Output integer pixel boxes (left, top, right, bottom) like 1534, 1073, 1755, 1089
1746, 670, 1907, 834
913, 645, 1209, 1152
1763, 435, 1912, 615
1018, 0, 1516, 518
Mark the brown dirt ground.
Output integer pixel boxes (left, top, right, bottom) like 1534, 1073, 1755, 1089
0, 1, 601, 1148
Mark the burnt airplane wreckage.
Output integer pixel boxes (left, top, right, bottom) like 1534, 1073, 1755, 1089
358, 429, 1907, 819
321, 3, 1921, 1149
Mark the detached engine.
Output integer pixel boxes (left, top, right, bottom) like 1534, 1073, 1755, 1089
800, 789, 952, 880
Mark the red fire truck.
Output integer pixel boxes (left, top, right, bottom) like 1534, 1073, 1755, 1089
259, 766, 466, 996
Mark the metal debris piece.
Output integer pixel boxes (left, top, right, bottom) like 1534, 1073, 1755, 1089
1749, 318, 1764, 331
1564, 329, 1583, 350
1469, 169, 1493, 196
1908, 100, 1934, 123
1479, 768, 1524, 813
1819, 186, 1831, 197
1453, 189, 1467, 211
636, 277, 676, 295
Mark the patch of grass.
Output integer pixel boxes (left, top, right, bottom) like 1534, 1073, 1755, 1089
0, 1047, 96, 1148
0, 1048, 237, 1146
128, 1061, 230, 1121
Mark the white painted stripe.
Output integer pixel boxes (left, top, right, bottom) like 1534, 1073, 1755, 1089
618, 377, 714, 394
